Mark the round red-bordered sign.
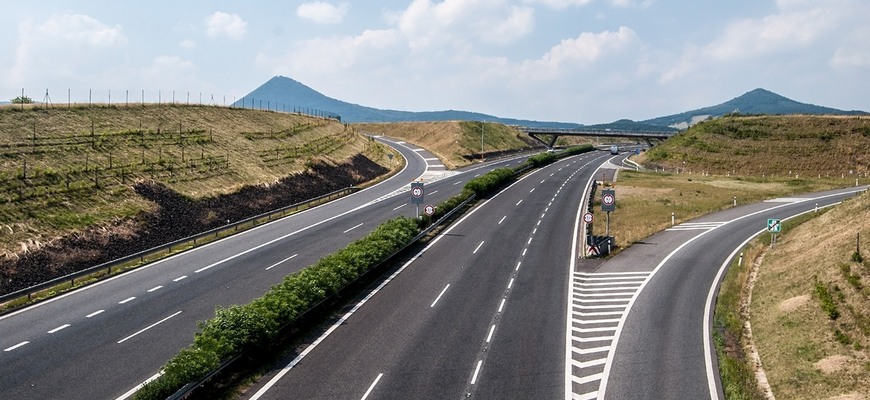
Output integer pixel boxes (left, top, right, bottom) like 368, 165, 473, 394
583, 212, 594, 223
423, 204, 435, 216
602, 193, 615, 206
412, 187, 424, 198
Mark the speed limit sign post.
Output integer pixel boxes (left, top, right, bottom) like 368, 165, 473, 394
583, 212, 594, 224
410, 181, 424, 218
601, 189, 616, 246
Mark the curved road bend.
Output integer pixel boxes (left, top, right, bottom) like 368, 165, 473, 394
243, 151, 615, 399
0, 137, 531, 400
569, 186, 867, 399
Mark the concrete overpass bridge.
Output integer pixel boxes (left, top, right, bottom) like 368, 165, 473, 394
519, 126, 677, 148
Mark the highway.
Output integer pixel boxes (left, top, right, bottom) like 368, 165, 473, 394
0, 137, 536, 400
243, 151, 615, 399
569, 187, 866, 399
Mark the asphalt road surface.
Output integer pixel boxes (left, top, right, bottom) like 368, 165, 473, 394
0, 137, 537, 400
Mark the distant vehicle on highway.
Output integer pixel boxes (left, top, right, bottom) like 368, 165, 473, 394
610, 145, 619, 155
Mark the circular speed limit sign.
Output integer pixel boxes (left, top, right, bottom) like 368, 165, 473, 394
602, 193, 615, 206
583, 212, 594, 223
423, 204, 435, 216
412, 186, 423, 198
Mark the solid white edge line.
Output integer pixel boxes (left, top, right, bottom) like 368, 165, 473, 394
431, 284, 450, 308
117, 311, 182, 344
114, 372, 164, 400
598, 190, 864, 399
360, 373, 384, 400
566, 153, 611, 400
702, 202, 840, 399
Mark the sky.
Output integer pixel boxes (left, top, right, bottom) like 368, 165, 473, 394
1, 0, 868, 124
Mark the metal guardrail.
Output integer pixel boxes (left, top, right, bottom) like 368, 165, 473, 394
0, 187, 359, 307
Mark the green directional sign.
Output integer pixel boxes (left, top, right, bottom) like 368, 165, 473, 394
767, 218, 781, 233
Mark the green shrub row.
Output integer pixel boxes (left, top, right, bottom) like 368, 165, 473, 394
464, 167, 515, 196
525, 152, 557, 168
562, 144, 595, 156
134, 216, 419, 400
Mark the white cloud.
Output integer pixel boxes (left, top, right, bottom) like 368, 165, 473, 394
179, 39, 196, 49
257, 29, 401, 75
526, 0, 593, 9
3, 14, 127, 87
520, 26, 640, 78
297, 2, 349, 24
609, 0, 653, 8
396, 0, 534, 50
205, 12, 247, 40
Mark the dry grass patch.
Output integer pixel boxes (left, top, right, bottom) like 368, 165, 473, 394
589, 170, 854, 250
0, 104, 394, 256
751, 190, 870, 400
353, 121, 539, 168
639, 115, 870, 178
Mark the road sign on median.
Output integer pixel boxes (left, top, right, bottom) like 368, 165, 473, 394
411, 182, 424, 204
601, 189, 616, 212
423, 204, 435, 216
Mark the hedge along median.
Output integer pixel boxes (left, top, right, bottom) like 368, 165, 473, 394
133, 216, 418, 399
134, 147, 595, 399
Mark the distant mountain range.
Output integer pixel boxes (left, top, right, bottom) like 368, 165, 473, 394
236, 76, 868, 130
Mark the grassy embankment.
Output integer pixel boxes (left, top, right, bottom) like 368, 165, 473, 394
0, 104, 394, 259
599, 115, 869, 399
353, 121, 569, 168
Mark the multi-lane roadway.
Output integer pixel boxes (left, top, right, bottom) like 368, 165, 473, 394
0, 138, 538, 400
2, 133, 865, 400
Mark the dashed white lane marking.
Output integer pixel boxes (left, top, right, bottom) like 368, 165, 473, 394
498, 216, 506, 224
431, 284, 450, 308
454, 181, 462, 185
117, 310, 182, 344
393, 204, 406, 210
147, 286, 163, 293
4, 341, 29, 352
47, 324, 70, 334
567, 271, 651, 400
344, 223, 364, 234
265, 254, 298, 271
360, 373, 384, 400
666, 221, 727, 231
86, 310, 105, 318
173, 275, 187, 282
486, 325, 496, 343
516, 199, 523, 206
430, 190, 439, 195
118, 297, 136, 304
470, 360, 483, 385
473, 241, 485, 254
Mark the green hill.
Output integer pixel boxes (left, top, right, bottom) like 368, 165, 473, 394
644, 89, 869, 129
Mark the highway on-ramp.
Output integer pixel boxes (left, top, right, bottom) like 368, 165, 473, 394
0, 137, 534, 400
569, 187, 866, 399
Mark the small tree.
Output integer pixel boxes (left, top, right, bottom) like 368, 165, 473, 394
11, 95, 33, 104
